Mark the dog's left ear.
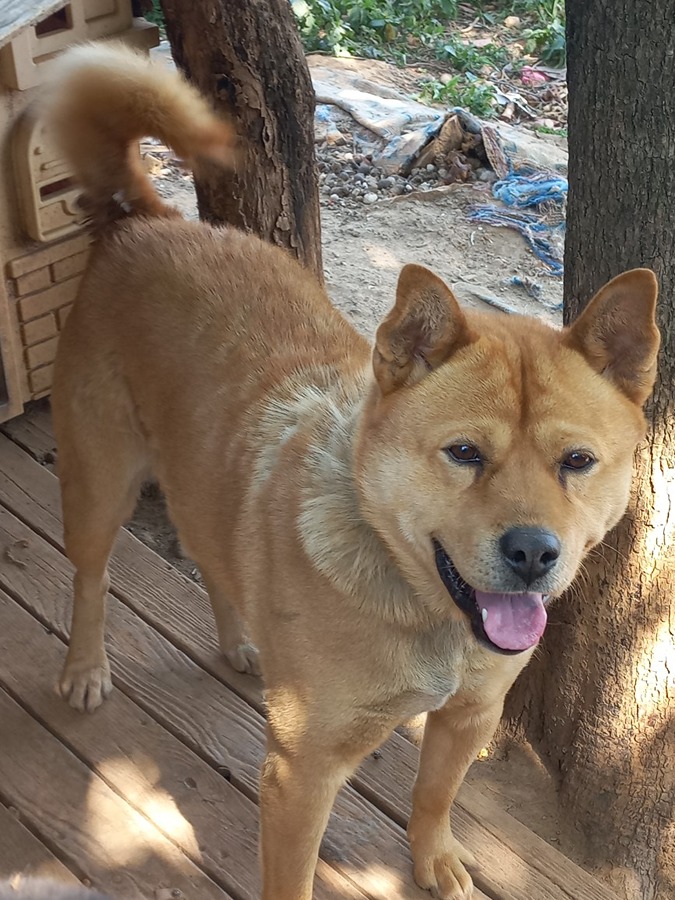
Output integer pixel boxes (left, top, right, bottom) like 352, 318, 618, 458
564, 268, 661, 406
373, 264, 474, 395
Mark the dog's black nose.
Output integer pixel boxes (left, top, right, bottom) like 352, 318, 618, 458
500, 527, 561, 586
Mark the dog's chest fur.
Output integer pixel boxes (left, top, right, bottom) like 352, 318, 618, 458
249, 379, 506, 719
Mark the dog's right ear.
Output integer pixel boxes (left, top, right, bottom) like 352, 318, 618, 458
373, 264, 474, 395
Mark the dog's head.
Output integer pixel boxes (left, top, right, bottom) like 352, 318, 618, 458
355, 264, 660, 654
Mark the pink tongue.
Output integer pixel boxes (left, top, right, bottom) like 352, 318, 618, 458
474, 591, 547, 651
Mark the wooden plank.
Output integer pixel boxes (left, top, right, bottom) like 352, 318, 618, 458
0, 432, 616, 900
0, 594, 261, 898
0, 1, 71, 50
0, 687, 233, 900
0, 511, 431, 900
0, 402, 55, 464
0, 592, 363, 900
0, 803, 80, 884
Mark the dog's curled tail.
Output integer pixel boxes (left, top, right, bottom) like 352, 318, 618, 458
41, 42, 236, 229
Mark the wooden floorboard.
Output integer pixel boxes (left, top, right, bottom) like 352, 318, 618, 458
0, 402, 55, 465
0, 415, 617, 900
0, 513, 372, 900
0, 1, 72, 50
0, 687, 233, 900
0, 802, 80, 884
0, 520, 417, 900
0, 592, 262, 900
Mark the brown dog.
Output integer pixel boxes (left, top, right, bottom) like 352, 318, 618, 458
43, 43, 660, 900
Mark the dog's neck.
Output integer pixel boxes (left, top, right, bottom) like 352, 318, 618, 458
284, 370, 432, 629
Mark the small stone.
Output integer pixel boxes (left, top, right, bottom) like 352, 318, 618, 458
391, 184, 404, 195
411, 167, 420, 176
440, 73, 453, 85
363, 192, 378, 204
329, 193, 340, 201
365, 175, 379, 189
504, 15, 521, 28
404, 183, 413, 192
358, 162, 372, 174
336, 185, 350, 197
331, 159, 342, 173
479, 169, 498, 183
426, 164, 436, 172
378, 177, 394, 189
438, 167, 448, 178
339, 171, 351, 182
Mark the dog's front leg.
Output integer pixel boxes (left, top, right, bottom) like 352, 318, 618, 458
408, 700, 502, 900
260, 690, 388, 900
259, 735, 346, 900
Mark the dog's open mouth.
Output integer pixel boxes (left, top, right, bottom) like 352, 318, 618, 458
433, 539, 547, 654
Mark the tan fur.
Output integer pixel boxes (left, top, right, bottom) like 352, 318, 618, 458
39, 43, 236, 229
47, 44, 660, 900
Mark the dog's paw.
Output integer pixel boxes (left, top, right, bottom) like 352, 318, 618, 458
225, 641, 261, 676
58, 657, 112, 713
410, 826, 476, 899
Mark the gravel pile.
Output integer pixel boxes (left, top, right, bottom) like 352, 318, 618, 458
316, 148, 497, 207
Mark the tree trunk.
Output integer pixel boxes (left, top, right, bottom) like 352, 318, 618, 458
504, 3, 675, 899
160, 0, 323, 282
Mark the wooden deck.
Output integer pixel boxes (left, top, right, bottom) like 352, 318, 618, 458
0, 405, 615, 900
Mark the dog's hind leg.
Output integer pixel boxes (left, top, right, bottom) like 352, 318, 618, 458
53, 388, 147, 713
199, 571, 261, 676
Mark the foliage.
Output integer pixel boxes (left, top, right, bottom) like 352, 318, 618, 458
521, 19, 565, 67
291, 0, 459, 61
534, 123, 567, 137
420, 74, 497, 117
435, 36, 508, 72
495, 0, 566, 66
144, 0, 165, 31
291, 1, 566, 67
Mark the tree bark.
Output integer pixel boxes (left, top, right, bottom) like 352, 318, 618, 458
504, 3, 675, 899
160, 0, 323, 282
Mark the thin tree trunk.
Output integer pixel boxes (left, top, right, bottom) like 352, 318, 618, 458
160, 0, 323, 282
505, 3, 675, 898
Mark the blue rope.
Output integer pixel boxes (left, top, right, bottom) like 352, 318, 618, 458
468, 205, 565, 276
492, 169, 568, 209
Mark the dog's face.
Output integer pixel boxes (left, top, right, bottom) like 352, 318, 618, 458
355, 265, 660, 654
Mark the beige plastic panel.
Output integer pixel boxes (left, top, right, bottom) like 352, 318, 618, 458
10, 19, 159, 243
0, 11, 159, 421
0, 0, 133, 91
12, 113, 84, 243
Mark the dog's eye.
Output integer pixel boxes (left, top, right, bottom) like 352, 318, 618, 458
561, 450, 595, 471
446, 443, 482, 464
